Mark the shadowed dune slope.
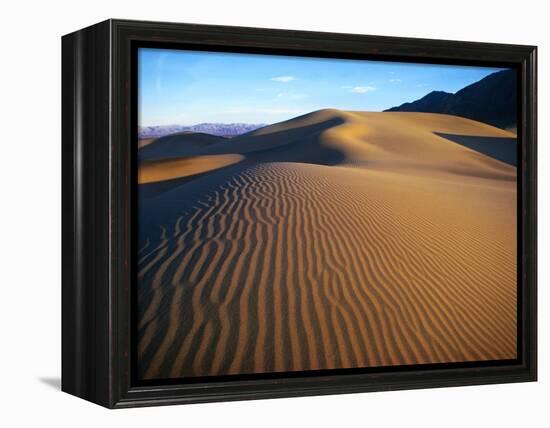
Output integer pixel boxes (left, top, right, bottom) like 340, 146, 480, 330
139, 131, 228, 161
434, 132, 517, 166
137, 110, 517, 380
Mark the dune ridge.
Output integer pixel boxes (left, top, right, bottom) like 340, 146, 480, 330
137, 110, 517, 379
138, 154, 244, 184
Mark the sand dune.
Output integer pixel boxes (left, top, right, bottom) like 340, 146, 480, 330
137, 110, 517, 380
139, 131, 228, 161
138, 154, 244, 184
434, 132, 517, 166
138, 138, 155, 149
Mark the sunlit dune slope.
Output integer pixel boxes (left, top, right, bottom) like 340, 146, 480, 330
138, 154, 244, 184
138, 138, 155, 149
137, 110, 517, 380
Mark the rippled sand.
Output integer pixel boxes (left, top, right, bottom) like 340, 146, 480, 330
137, 110, 517, 380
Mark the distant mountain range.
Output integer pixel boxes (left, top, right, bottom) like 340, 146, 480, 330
138, 123, 266, 139
385, 69, 517, 129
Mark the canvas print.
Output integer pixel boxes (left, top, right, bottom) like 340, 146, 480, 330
136, 48, 518, 381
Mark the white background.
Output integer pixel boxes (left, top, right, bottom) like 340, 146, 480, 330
0, 0, 546, 426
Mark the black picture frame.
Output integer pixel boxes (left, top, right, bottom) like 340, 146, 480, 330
62, 19, 537, 408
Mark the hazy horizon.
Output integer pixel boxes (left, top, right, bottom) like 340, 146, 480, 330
138, 47, 506, 127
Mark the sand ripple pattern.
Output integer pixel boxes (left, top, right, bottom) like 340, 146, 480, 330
137, 161, 516, 379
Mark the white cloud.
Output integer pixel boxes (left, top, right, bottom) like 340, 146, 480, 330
271, 75, 295, 82
389, 78, 402, 83
352, 86, 376, 93
343, 85, 376, 93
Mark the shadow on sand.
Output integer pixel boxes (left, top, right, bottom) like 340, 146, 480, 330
434, 132, 517, 166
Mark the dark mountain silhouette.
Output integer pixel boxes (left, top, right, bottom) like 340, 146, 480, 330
386, 91, 453, 114
385, 69, 517, 129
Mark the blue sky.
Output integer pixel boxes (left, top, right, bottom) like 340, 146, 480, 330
138, 47, 506, 126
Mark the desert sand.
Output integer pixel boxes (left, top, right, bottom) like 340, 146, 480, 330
138, 154, 244, 184
137, 110, 517, 380
138, 138, 155, 149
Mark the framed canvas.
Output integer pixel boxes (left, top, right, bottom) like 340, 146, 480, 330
61, 19, 537, 408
